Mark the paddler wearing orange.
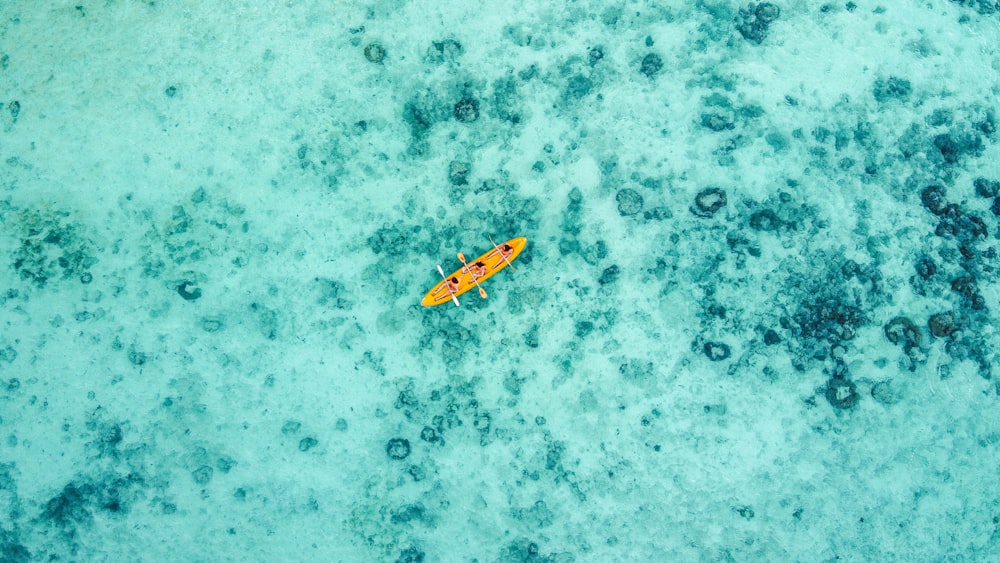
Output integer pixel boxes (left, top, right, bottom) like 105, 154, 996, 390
421, 236, 527, 307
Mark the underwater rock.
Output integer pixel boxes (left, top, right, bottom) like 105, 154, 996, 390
589, 46, 604, 65
736, 3, 781, 44
701, 112, 735, 131
176, 280, 201, 301
763, 329, 782, 345
793, 296, 863, 344
883, 317, 921, 349
639, 53, 662, 78
870, 380, 902, 405
914, 256, 937, 280
448, 161, 470, 185
973, 177, 1000, 198
928, 311, 957, 338
951, 276, 986, 310
454, 97, 480, 123
616, 188, 644, 216
396, 546, 425, 562
364, 43, 385, 63
420, 426, 440, 443
703, 341, 731, 362
565, 74, 593, 99
598, 265, 620, 285
933, 131, 984, 165
692, 187, 728, 218
427, 39, 463, 64
191, 465, 213, 485
643, 206, 672, 221
872, 76, 911, 103
749, 209, 782, 231
825, 377, 859, 409
386, 438, 411, 460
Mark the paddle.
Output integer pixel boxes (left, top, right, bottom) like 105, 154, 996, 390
436, 264, 460, 306
488, 235, 517, 271
457, 252, 488, 298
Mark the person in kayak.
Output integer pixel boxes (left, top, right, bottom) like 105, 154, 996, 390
464, 261, 488, 278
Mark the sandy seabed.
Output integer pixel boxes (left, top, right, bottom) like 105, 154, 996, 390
1, 1, 999, 561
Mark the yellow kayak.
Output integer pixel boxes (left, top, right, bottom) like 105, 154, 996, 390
421, 237, 527, 306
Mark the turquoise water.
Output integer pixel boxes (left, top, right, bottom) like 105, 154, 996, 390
2, 1, 1000, 560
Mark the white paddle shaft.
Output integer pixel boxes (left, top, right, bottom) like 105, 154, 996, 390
436, 265, 460, 306
489, 235, 517, 271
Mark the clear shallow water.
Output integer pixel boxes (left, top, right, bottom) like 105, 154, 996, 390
2, 1, 999, 561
